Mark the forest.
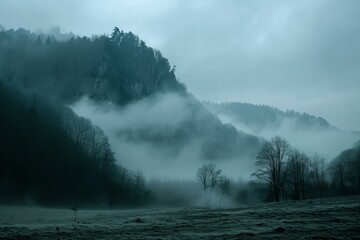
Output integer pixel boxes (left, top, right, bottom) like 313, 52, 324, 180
0, 82, 152, 207
252, 136, 360, 202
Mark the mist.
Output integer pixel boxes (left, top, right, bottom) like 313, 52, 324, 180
1, 0, 359, 131
71, 93, 256, 181
0, 1, 359, 238
216, 111, 359, 161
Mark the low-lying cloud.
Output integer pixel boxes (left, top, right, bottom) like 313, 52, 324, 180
217, 112, 359, 160
71, 93, 256, 180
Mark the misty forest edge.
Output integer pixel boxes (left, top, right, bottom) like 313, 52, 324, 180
0, 25, 359, 209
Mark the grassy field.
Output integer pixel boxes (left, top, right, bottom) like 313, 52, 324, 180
1, 196, 359, 239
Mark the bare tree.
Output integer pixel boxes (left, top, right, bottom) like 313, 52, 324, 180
197, 163, 222, 208
89, 126, 110, 179
330, 149, 356, 195
208, 163, 222, 207
330, 156, 346, 195
309, 153, 327, 198
72, 117, 93, 150
133, 170, 145, 200
218, 176, 231, 208
252, 136, 289, 202
287, 150, 309, 200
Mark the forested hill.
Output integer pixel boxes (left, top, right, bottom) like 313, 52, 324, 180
203, 102, 335, 134
0, 27, 262, 161
0, 27, 185, 104
0, 82, 152, 207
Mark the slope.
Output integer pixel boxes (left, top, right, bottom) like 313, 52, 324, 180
0, 82, 151, 207
0, 27, 262, 166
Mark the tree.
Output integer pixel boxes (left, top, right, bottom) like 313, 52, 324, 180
218, 176, 231, 208
35, 35, 42, 46
353, 143, 360, 194
309, 153, 327, 198
197, 163, 211, 207
287, 150, 309, 200
197, 162, 222, 208
330, 155, 346, 195
329, 146, 359, 195
132, 170, 146, 204
111, 26, 124, 46
45, 36, 51, 45
89, 126, 110, 179
252, 136, 289, 202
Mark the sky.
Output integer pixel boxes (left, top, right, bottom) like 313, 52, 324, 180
0, 0, 359, 131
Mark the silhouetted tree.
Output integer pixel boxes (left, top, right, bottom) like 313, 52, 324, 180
329, 143, 360, 195
309, 153, 327, 198
218, 176, 231, 208
197, 162, 222, 208
35, 35, 42, 46
253, 136, 289, 202
0, 83, 152, 207
287, 150, 309, 200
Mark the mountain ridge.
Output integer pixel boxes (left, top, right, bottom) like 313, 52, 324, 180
203, 101, 337, 134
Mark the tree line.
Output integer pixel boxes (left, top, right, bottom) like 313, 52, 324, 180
196, 137, 360, 208
252, 136, 360, 202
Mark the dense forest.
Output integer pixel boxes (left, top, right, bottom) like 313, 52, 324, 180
0, 27, 184, 104
0, 82, 152, 207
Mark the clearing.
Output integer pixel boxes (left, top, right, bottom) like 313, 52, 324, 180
0, 196, 359, 239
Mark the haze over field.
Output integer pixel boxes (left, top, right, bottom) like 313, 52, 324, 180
1, 0, 359, 131
0, 1, 360, 239
2, 24, 358, 207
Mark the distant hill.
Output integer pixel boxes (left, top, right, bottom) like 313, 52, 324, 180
203, 102, 360, 160
203, 102, 335, 134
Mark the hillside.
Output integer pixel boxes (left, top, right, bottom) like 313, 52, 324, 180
0, 27, 262, 164
0, 82, 151, 207
0, 27, 184, 104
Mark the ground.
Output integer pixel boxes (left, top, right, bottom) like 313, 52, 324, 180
0, 196, 359, 239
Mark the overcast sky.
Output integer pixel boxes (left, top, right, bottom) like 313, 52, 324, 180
1, 0, 359, 130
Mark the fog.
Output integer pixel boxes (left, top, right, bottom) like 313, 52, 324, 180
71, 93, 256, 181
216, 112, 359, 161
147, 178, 258, 208
1, 0, 359, 131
